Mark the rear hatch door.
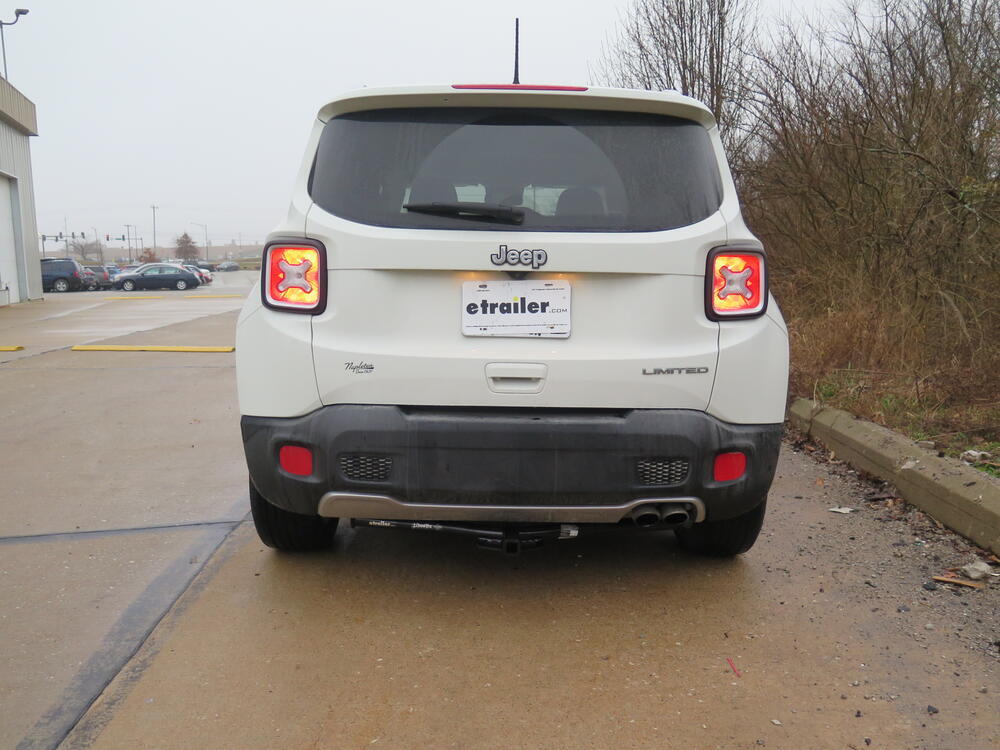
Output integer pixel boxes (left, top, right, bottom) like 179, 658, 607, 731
304, 94, 726, 409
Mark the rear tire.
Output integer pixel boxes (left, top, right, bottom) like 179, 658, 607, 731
249, 480, 338, 551
175, 279, 188, 290
53, 278, 70, 292
674, 500, 766, 557
122, 279, 136, 291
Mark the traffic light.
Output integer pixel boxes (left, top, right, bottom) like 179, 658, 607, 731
41, 234, 46, 241
58, 232, 63, 239
71, 232, 76, 239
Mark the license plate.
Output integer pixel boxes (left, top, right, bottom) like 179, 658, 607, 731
462, 280, 571, 338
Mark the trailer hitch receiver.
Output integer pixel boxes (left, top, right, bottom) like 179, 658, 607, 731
351, 518, 578, 555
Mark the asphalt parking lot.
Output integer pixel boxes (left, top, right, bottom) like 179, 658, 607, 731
1, 274, 997, 750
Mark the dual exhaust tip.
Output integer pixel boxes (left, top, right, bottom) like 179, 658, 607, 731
628, 504, 692, 528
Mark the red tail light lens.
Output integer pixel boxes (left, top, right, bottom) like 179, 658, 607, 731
706, 248, 768, 320
714, 452, 747, 482
262, 240, 326, 314
279, 445, 313, 476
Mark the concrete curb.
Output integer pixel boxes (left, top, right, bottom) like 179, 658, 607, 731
788, 398, 1000, 555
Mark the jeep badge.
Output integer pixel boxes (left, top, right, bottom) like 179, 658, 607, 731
490, 244, 547, 270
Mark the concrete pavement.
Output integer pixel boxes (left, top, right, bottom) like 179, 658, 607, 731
1, 281, 997, 750
1, 281, 252, 749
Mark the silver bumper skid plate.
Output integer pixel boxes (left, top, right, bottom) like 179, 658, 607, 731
318, 492, 706, 524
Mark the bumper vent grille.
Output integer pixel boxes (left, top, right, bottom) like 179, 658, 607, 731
636, 458, 689, 486
340, 454, 393, 482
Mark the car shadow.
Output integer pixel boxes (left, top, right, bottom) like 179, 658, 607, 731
255, 522, 763, 625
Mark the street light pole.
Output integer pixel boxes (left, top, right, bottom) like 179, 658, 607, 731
91, 226, 103, 263
191, 222, 208, 262
124, 224, 135, 262
150, 205, 158, 253
0, 9, 29, 80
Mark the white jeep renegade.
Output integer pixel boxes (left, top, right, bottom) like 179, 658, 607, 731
237, 83, 789, 556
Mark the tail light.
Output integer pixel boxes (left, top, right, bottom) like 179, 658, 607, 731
714, 452, 747, 482
261, 239, 327, 314
705, 247, 768, 320
73, 270, 80, 278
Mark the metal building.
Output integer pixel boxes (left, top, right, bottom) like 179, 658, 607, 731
0, 76, 39, 306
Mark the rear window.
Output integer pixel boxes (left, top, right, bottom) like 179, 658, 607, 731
309, 107, 722, 232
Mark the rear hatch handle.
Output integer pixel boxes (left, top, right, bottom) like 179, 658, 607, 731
485, 362, 548, 394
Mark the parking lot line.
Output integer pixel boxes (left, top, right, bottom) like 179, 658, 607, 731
103, 296, 165, 300
0, 345, 24, 351
183, 294, 244, 298
71, 345, 235, 353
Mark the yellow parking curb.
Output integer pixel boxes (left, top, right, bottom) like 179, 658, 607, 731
183, 294, 244, 298
104, 296, 165, 300
71, 345, 235, 353
0, 345, 24, 351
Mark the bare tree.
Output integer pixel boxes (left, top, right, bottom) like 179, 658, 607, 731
743, 0, 1000, 406
175, 232, 199, 261
69, 239, 105, 263
597, 0, 759, 168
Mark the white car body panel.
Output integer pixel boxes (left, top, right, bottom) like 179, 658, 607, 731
236, 300, 322, 417
236, 85, 789, 425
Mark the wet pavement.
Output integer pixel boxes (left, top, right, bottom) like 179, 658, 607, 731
1, 279, 997, 749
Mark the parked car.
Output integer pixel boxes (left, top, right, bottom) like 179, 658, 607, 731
113, 264, 201, 291
184, 264, 212, 285
84, 265, 114, 290
111, 265, 139, 279
40, 258, 87, 292
216, 261, 240, 271
237, 84, 788, 556
197, 262, 217, 272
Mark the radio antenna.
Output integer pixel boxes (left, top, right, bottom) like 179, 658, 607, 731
513, 18, 520, 84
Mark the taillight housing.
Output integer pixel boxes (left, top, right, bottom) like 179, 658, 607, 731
261, 239, 327, 314
705, 247, 768, 320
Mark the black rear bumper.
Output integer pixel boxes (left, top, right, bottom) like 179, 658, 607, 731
242, 406, 782, 522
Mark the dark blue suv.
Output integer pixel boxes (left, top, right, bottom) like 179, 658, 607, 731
40, 258, 86, 292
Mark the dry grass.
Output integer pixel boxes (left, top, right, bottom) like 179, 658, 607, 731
783, 300, 999, 454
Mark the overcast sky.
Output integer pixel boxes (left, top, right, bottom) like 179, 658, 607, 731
10, 0, 818, 255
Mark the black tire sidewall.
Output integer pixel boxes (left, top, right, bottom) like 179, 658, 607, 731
675, 499, 767, 557
249, 479, 337, 552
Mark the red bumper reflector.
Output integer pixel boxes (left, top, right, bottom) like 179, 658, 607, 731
279, 445, 313, 476
451, 84, 588, 91
714, 452, 747, 482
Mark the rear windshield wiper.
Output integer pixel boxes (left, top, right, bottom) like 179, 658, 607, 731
404, 201, 525, 225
